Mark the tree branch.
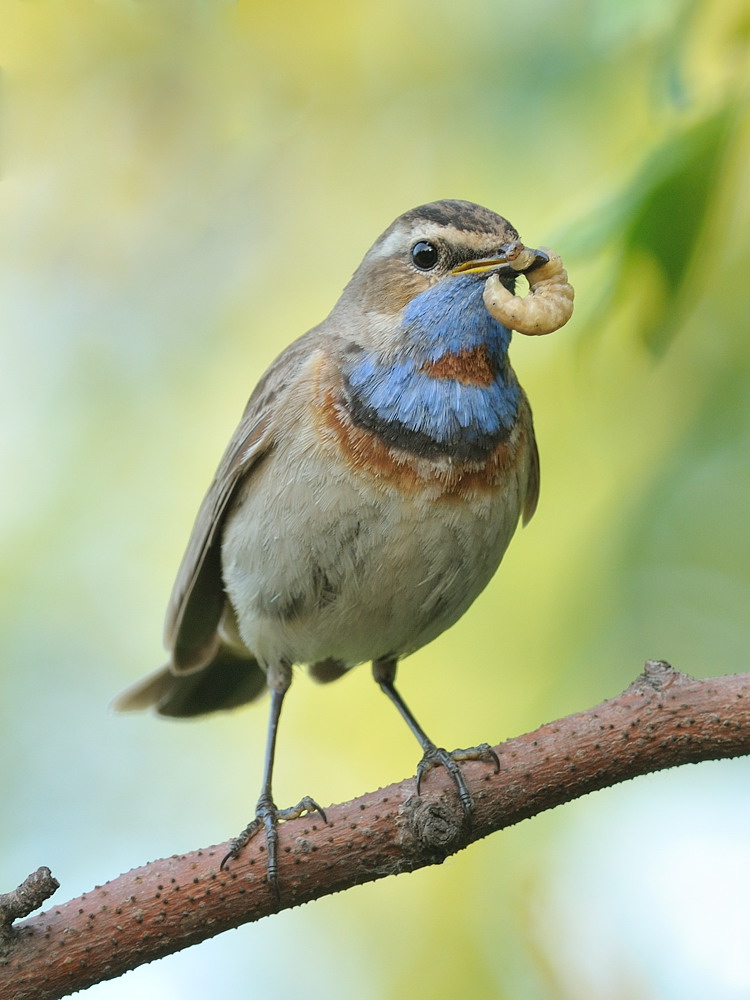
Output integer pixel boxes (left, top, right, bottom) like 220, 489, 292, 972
0, 869, 59, 947
2, 661, 749, 1000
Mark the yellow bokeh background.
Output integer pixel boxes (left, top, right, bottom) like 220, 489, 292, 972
2, 2, 749, 997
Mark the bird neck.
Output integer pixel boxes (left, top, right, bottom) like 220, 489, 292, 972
342, 276, 520, 460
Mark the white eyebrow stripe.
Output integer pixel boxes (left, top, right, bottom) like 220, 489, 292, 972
370, 222, 504, 263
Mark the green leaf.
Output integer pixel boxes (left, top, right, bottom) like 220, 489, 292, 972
568, 104, 736, 354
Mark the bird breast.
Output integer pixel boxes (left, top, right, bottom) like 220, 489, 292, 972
220, 347, 536, 671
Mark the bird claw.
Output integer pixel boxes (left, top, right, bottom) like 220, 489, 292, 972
450, 742, 501, 772
415, 742, 500, 819
220, 794, 328, 898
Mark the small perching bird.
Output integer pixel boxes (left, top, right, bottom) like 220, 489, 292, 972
116, 199, 574, 894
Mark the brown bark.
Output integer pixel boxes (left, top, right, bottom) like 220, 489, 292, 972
2, 661, 749, 1000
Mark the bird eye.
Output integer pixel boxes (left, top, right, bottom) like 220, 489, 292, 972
411, 240, 439, 270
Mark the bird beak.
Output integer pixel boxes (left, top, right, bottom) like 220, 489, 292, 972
451, 245, 550, 277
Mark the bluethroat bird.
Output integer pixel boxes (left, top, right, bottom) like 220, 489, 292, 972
116, 199, 574, 894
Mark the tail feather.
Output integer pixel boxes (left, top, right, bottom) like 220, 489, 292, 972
114, 647, 267, 718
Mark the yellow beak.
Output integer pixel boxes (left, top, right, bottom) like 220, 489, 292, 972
450, 254, 514, 276
450, 247, 549, 277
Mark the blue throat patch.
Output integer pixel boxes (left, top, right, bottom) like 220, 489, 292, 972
344, 275, 520, 460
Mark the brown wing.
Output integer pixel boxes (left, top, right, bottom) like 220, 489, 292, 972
163, 327, 328, 673
164, 406, 273, 673
521, 401, 540, 526
519, 382, 540, 525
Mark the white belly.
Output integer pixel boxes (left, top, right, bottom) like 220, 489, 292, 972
221, 434, 525, 671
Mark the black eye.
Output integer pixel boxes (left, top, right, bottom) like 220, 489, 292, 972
411, 240, 439, 270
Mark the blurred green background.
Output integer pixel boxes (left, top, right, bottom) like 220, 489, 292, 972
2, 1, 749, 997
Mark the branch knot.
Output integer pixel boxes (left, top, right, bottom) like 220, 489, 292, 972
398, 794, 466, 861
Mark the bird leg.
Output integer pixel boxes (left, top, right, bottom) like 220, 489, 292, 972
220, 660, 327, 899
372, 657, 499, 822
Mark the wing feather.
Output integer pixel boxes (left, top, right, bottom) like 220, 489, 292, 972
162, 329, 328, 671
165, 407, 273, 672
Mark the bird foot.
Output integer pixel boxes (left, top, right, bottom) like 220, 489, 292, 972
220, 794, 327, 898
416, 743, 500, 818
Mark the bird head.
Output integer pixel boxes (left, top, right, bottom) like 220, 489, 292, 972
338, 199, 546, 323
334, 201, 548, 457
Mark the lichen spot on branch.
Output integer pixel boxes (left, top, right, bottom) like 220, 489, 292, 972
485, 246, 574, 336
